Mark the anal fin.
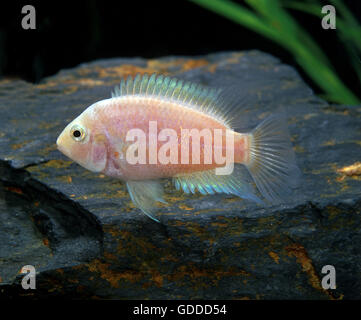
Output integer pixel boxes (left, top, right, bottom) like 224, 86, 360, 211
173, 166, 263, 204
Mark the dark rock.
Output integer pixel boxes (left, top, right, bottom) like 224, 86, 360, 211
0, 51, 360, 299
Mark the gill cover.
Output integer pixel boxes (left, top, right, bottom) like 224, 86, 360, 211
89, 135, 107, 172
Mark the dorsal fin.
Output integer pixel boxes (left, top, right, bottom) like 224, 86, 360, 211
111, 73, 233, 126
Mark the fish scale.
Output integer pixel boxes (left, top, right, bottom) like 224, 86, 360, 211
96, 96, 241, 179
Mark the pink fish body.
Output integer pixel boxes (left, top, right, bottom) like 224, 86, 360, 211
57, 74, 300, 221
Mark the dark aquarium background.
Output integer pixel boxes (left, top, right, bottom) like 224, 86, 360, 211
1, 0, 361, 302
0, 0, 361, 103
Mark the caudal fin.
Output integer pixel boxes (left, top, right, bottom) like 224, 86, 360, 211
245, 115, 301, 203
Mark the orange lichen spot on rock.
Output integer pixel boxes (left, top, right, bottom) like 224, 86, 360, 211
181, 59, 208, 71
142, 271, 164, 289
160, 254, 178, 263
285, 243, 320, 285
290, 135, 298, 142
35, 81, 57, 90
222, 197, 241, 204
68, 278, 79, 284
178, 204, 194, 211
56, 269, 64, 275
257, 112, 270, 120
75, 67, 95, 77
0, 79, 12, 85
164, 194, 187, 203
95, 64, 158, 80
63, 86, 79, 95
269, 251, 280, 264
168, 264, 250, 289
293, 145, 305, 153
67, 176, 72, 183
146, 59, 181, 73
11, 141, 30, 150
147, 58, 208, 73
303, 113, 318, 120
150, 272, 164, 288
225, 52, 244, 65
77, 285, 86, 293
38, 143, 57, 156
322, 139, 336, 147
207, 63, 218, 73
87, 260, 120, 288
42, 238, 50, 247
285, 243, 336, 299
322, 107, 349, 116
103, 224, 126, 238
5, 186, 23, 195
87, 259, 142, 288
337, 162, 361, 181
43, 159, 73, 169
210, 221, 228, 228
77, 78, 104, 87
281, 79, 298, 90
208, 53, 245, 73
326, 206, 341, 219
38, 122, 59, 130
104, 252, 117, 261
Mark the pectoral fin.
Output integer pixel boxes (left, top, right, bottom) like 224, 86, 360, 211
126, 180, 166, 222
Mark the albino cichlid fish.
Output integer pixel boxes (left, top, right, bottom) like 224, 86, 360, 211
56, 73, 300, 222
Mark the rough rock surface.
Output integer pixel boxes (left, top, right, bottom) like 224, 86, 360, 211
0, 51, 360, 299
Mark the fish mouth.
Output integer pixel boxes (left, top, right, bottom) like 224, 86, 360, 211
56, 135, 63, 151
56, 134, 68, 155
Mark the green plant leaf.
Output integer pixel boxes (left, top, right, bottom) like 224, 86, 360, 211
189, 0, 360, 105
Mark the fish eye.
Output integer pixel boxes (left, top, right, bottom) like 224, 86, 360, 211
70, 125, 86, 142
73, 130, 81, 138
